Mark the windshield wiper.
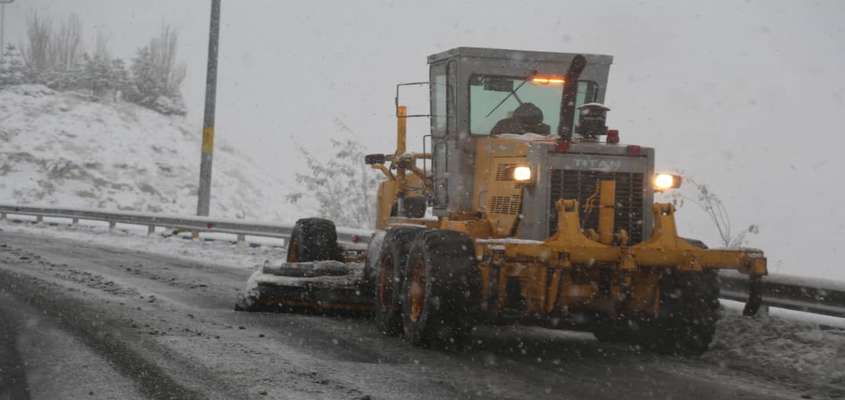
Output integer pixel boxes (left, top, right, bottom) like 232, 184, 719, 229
485, 79, 528, 118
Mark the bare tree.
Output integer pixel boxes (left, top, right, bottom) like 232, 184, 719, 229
670, 178, 759, 248
147, 24, 185, 97
92, 30, 110, 62
128, 24, 187, 114
286, 120, 380, 228
22, 12, 53, 80
52, 14, 83, 72
82, 31, 114, 98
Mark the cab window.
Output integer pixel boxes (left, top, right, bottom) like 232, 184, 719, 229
468, 75, 598, 135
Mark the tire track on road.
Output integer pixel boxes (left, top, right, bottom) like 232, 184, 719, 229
0, 266, 213, 400
0, 296, 31, 400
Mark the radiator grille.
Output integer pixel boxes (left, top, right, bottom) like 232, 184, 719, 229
549, 170, 645, 243
495, 163, 516, 181
489, 195, 521, 215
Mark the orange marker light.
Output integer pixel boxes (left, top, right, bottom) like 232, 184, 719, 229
531, 76, 566, 85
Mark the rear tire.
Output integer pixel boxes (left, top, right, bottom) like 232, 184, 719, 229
287, 218, 341, 262
374, 226, 423, 335
401, 230, 480, 348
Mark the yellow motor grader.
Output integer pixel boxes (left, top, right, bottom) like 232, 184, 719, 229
237, 47, 766, 355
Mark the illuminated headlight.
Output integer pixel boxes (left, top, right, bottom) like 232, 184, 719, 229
513, 166, 532, 182
654, 173, 682, 191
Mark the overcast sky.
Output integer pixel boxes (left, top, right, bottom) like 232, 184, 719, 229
4, 0, 845, 279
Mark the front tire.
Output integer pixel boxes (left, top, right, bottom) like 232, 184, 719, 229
593, 270, 720, 356
401, 230, 480, 348
287, 218, 341, 262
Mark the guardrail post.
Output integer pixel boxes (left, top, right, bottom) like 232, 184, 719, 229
147, 225, 155, 235
0, 212, 5, 220
109, 221, 116, 231
72, 218, 79, 225
237, 233, 245, 244
35, 215, 43, 223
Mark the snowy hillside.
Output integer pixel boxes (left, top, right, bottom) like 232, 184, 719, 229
0, 84, 300, 222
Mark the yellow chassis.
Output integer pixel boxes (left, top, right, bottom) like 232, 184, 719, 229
372, 106, 767, 322
462, 199, 766, 321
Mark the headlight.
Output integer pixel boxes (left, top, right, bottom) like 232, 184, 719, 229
654, 173, 682, 191
513, 166, 532, 182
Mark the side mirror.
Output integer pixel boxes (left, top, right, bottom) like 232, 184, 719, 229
365, 154, 387, 165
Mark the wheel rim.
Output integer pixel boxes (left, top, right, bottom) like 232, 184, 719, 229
408, 256, 426, 322
378, 254, 394, 308
287, 240, 299, 262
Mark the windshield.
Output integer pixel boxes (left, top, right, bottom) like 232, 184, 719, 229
469, 75, 598, 135
470, 75, 562, 135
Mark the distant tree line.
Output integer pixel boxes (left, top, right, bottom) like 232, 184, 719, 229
0, 12, 187, 116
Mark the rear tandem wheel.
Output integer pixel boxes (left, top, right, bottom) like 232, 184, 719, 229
401, 230, 481, 349
373, 226, 423, 335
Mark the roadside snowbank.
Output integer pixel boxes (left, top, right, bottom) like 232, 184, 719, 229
0, 84, 301, 222
705, 312, 845, 395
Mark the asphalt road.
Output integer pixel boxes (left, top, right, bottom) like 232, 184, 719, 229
0, 230, 812, 400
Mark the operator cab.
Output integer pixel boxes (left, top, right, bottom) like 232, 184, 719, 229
426, 47, 614, 216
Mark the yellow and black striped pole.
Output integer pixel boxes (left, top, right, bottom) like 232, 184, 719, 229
197, 0, 221, 217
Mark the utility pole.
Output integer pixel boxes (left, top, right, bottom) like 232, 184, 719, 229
0, 0, 14, 54
196, 0, 221, 217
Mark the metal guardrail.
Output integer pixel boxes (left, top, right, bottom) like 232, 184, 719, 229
0, 204, 371, 246
720, 271, 845, 319
1, 204, 844, 319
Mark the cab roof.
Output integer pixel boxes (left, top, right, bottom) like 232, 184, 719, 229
427, 47, 613, 66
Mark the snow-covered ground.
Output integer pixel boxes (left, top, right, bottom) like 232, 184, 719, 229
706, 312, 845, 395
0, 84, 303, 222
2, 216, 844, 396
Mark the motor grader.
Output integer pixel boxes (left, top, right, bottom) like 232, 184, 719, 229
237, 47, 767, 355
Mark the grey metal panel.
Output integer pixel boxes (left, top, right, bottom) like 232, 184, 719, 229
549, 153, 650, 173
568, 142, 654, 156
516, 146, 654, 241
642, 147, 655, 240
428, 47, 613, 66
518, 143, 554, 240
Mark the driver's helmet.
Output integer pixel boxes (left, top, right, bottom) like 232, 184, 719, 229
513, 102, 544, 126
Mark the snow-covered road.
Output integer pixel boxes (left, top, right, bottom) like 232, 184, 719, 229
0, 221, 841, 399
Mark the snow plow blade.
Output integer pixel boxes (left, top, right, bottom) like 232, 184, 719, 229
235, 261, 372, 314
